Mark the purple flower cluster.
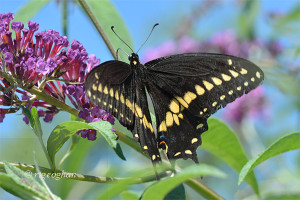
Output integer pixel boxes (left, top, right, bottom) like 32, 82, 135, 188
142, 30, 274, 124
76, 104, 115, 141
222, 86, 268, 124
0, 12, 115, 141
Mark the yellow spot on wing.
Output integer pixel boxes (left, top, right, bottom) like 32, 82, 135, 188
220, 95, 225, 100
173, 114, 180, 125
120, 94, 125, 103
143, 146, 148, 150
152, 155, 156, 160
195, 85, 205, 95
228, 59, 233, 65
92, 84, 97, 91
98, 84, 102, 92
176, 97, 189, 108
212, 77, 222, 85
174, 152, 181, 157
87, 90, 91, 97
115, 90, 119, 100
240, 68, 248, 74
135, 103, 143, 117
237, 86, 242, 90
158, 121, 167, 132
126, 99, 133, 111
251, 77, 255, 82
229, 70, 239, 78
134, 134, 139, 138
228, 90, 233, 95
166, 112, 174, 127
169, 99, 180, 113
212, 101, 218, 107
178, 113, 183, 119
244, 81, 249, 86
191, 138, 198, 144
203, 108, 207, 112
256, 71, 261, 78
196, 123, 203, 129
142, 116, 148, 129
185, 150, 192, 154
109, 88, 114, 97
95, 73, 99, 79
203, 80, 214, 90
103, 86, 108, 94
184, 91, 197, 104
221, 73, 231, 81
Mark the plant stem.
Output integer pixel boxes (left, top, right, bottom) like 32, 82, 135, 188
26, 86, 79, 117
0, 161, 171, 184
185, 179, 225, 200
37, 136, 56, 170
78, 0, 117, 60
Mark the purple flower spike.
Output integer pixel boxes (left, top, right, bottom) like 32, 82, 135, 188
27, 20, 39, 32
11, 21, 24, 32
4, 52, 13, 63
87, 129, 97, 141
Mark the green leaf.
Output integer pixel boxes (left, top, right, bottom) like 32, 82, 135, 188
0, 162, 59, 200
238, 0, 260, 39
263, 193, 300, 200
57, 134, 80, 168
164, 184, 186, 200
142, 164, 225, 200
21, 106, 34, 129
89, 121, 126, 160
274, 4, 300, 29
22, 106, 43, 138
201, 118, 259, 195
47, 120, 124, 167
85, 0, 133, 62
31, 106, 43, 137
14, 0, 50, 25
120, 191, 139, 200
57, 114, 85, 167
238, 132, 300, 185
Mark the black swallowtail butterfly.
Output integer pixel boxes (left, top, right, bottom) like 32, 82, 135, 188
85, 26, 264, 164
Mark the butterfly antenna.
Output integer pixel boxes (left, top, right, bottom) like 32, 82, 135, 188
111, 26, 134, 53
136, 23, 159, 54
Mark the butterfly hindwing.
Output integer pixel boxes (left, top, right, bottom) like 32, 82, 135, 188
146, 81, 208, 162
145, 53, 264, 162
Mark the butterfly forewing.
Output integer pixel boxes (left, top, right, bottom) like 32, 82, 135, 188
85, 61, 136, 130
146, 53, 264, 118
85, 60, 161, 162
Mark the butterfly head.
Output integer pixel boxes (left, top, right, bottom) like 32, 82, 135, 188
128, 53, 140, 66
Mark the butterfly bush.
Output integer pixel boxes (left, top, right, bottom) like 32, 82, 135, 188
0, 12, 114, 140
143, 31, 277, 124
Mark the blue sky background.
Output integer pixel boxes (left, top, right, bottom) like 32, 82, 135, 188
0, 0, 299, 199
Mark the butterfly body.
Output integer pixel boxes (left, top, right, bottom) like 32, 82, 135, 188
85, 52, 264, 163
